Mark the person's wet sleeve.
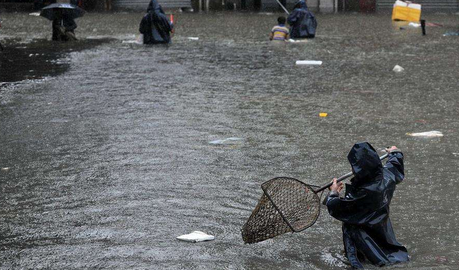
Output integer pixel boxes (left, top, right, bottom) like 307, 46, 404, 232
139, 15, 148, 34
384, 151, 404, 184
325, 191, 375, 225
287, 11, 299, 24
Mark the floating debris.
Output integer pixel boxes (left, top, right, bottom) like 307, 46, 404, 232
443, 31, 459, 36
319, 112, 328, 117
209, 137, 243, 145
406, 131, 443, 137
1, 167, 10, 172
187, 37, 199, 40
393, 65, 405, 72
296, 60, 322, 65
176, 231, 215, 243
288, 39, 308, 43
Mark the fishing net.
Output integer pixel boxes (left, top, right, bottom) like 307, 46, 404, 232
241, 177, 322, 244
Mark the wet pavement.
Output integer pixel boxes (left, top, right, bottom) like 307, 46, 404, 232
1, 11, 459, 270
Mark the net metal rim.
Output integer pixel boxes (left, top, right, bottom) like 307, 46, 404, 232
261, 176, 322, 233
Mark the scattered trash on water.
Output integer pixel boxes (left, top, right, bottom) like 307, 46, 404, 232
319, 112, 328, 117
209, 137, 243, 145
393, 65, 404, 72
443, 31, 459, 36
1, 167, 10, 172
176, 231, 215, 243
296, 60, 322, 65
406, 131, 443, 137
187, 37, 199, 40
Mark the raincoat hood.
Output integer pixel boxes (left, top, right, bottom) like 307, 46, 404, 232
294, 0, 308, 10
347, 142, 382, 186
147, 0, 164, 13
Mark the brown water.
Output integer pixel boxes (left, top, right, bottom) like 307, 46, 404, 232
1, 11, 459, 269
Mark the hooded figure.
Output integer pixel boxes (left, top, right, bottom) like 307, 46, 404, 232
139, 0, 173, 44
325, 142, 409, 269
287, 0, 317, 38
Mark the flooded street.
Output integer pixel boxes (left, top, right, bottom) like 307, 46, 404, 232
1, 11, 459, 269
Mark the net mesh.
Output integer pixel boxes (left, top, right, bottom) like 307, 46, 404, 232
241, 177, 321, 244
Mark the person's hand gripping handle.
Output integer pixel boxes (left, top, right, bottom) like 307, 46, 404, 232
329, 178, 344, 194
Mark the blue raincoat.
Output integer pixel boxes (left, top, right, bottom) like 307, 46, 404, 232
287, 0, 317, 38
139, 0, 173, 44
325, 142, 409, 269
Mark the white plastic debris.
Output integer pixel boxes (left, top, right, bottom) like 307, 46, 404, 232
29, 12, 41, 16
187, 37, 199, 40
406, 131, 443, 137
288, 39, 308, 43
176, 231, 215, 243
296, 60, 322, 65
409, 22, 421, 27
209, 137, 243, 145
1, 167, 10, 172
393, 65, 405, 72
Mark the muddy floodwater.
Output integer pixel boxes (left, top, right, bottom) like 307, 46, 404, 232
1, 11, 459, 270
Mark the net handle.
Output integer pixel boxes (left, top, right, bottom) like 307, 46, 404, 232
314, 153, 389, 193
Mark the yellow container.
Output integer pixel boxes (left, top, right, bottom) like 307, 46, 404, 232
392, 1, 421, 22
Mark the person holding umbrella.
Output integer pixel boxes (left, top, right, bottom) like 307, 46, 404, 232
40, 2, 85, 41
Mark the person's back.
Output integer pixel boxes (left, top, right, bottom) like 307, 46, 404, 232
287, 0, 317, 39
139, 0, 173, 44
270, 16, 289, 41
325, 142, 409, 268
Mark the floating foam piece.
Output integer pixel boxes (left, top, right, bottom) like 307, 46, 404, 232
393, 65, 404, 72
122, 40, 143, 44
1, 167, 10, 172
176, 231, 215, 243
188, 37, 199, 40
296, 60, 322, 65
209, 137, 243, 145
406, 131, 443, 137
29, 12, 41, 16
409, 22, 421, 27
288, 39, 308, 43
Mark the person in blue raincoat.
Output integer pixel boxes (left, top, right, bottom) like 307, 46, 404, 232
326, 142, 409, 269
287, 0, 317, 39
139, 0, 174, 44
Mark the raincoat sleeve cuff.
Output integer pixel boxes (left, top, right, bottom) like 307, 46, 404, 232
329, 190, 339, 197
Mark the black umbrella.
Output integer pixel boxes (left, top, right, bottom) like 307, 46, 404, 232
40, 3, 85, 21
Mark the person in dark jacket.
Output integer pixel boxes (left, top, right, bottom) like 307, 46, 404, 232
139, 0, 173, 44
326, 142, 409, 269
287, 0, 317, 39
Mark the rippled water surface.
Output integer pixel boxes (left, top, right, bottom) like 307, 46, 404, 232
1, 11, 459, 270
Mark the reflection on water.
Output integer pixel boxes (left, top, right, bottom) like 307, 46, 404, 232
1, 11, 459, 270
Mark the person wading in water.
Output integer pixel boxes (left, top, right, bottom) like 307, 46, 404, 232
325, 142, 409, 269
